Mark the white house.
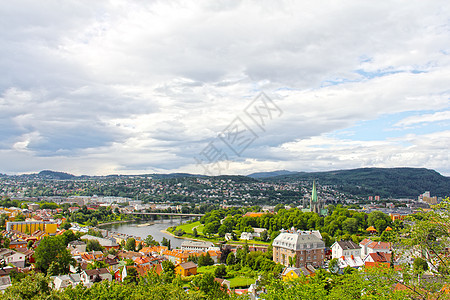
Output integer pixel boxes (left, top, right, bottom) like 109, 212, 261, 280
331, 240, 361, 259
337, 255, 364, 271
2, 251, 26, 268
80, 268, 112, 285
52, 274, 82, 290
0, 276, 11, 292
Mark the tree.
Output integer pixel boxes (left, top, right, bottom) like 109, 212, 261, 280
214, 264, 227, 278
34, 236, 75, 274
413, 257, 428, 274
368, 211, 391, 232
192, 228, 198, 237
260, 230, 268, 241
342, 217, 358, 234
329, 258, 339, 274
288, 254, 297, 267
161, 237, 171, 250
226, 252, 236, 265
145, 234, 159, 247
3, 272, 54, 300
125, 238, 136, 251
124, 267, 138, 284
85, 240, 104, 252
198, 252, 214, 267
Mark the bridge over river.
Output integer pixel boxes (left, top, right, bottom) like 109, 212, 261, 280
124, 212, 205, 219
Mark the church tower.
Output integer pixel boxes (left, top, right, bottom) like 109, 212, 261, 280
310, 180, 321, 214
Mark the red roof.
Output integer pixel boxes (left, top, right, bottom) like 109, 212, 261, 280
368, 241, 391, 250
367, 252, 391, 262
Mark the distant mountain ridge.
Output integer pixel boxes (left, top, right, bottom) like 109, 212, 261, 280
3, 167, 449, 198
263, 167, 450, 198
247, 170, 298, 179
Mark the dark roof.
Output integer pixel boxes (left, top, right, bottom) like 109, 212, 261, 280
9, 240, 27, 245
178, 261, 197, 270
68, 240, 86, 245
336, 240, 361, 250
0, 267, 18, 276
84, 268, 109, 276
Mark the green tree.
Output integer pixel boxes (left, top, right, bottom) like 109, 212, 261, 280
413, 257, 428, 274
214, 264, 227, 278
198, 252, 214, 267
34, 236, 75, 274
145, 234, 159, 247
125, 238, 136, 251
161, 237, 171, 250
85, 239, 104, 252
226, 252, 235, 265
192, 228, 198, 237
3, 272, 54, 300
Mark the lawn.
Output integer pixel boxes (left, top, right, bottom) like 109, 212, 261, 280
197, 265, 256, 288
176, 221, 201, 234
228, 276, 255, 288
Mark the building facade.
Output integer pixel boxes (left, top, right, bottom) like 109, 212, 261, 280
273, 230, 325, 268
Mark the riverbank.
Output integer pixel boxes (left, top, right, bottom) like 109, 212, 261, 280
160, 229, 210, 243
97, 220, 135, 227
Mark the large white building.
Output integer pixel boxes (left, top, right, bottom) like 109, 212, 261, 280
272, 229, 325, 268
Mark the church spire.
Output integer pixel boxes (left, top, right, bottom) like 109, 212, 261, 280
311, 180, 318, 203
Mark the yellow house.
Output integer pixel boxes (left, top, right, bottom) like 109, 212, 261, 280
281, 266, 315, 281
175, 261, 197, 277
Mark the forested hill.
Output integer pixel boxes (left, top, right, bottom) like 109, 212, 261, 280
262, 167, 450, 198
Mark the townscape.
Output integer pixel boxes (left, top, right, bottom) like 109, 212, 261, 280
0, 171, 448, 299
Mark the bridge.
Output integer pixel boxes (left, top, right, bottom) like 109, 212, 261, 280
125, 212, 205, 217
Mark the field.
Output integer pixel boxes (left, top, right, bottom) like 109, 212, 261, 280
197, 265, 256, 288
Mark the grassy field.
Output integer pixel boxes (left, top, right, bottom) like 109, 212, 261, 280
228, 276, 255, 288
175, 221, 201, 234
197, 265, 256, 288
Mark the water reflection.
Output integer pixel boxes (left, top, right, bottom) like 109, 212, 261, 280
101, 218, 190, 249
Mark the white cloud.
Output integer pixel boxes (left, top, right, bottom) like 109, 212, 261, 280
0, 1, 449, 175
394, 110, 450, 128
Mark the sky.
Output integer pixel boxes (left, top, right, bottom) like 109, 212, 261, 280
0, 0, 449, 176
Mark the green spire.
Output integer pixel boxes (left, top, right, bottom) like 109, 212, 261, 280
311, 180, 318, 203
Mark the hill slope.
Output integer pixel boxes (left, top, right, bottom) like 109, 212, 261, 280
264, 167, 450, 198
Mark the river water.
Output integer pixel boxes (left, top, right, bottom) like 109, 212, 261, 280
100, 218, 190, 249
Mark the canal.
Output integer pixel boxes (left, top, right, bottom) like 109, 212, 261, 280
100, 218, 191, 249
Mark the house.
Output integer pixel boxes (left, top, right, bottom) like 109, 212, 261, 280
0, 276, 11, 292
337, 255, 364, 271
16, 248, 35, 263
8, 240, 27, 250
80, 268, 112, 285
181, 241, 214, 252
3, 251, 26, 268
240, 232, 254, 240
0, 266, 18, 278
163, 250, 190, 265
359, 239, 391, 258
175, 261, 197, 277
68, 240, 87, 253
272, 229, 325, 268
363, 252, 392, 266
52, 274, 82, 290
281, 265, 316, 281
80, 235, 119, 250
331, 240, 361, 259
215, 278, 231, 290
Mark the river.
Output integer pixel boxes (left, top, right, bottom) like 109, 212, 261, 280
100, 218, 191, 249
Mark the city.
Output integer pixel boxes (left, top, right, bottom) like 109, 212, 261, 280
0, 169, 449, 299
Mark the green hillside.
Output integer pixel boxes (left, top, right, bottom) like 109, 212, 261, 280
265, 167, 450, 198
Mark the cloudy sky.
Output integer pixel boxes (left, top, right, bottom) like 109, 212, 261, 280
1, 1, 449, 176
